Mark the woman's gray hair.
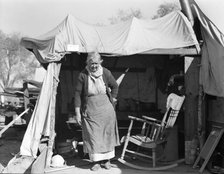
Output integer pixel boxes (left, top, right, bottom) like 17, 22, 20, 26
86, 52, 102, 63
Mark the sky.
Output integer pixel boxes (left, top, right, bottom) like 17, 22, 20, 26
194, 0, 224, 33
1, 0, 224, 38
0, 0, 179, 37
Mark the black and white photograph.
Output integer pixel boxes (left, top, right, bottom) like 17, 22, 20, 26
0, 0, 223, 173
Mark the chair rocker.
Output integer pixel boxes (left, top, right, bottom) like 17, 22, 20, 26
118, 93, 185, 171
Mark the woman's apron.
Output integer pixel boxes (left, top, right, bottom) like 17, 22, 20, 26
82, 94, 120, 155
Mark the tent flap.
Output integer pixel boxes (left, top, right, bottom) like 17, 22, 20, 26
192, 3, 224, 97
20, 63, 61, 157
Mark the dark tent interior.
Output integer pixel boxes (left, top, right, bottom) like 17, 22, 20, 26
54, 53, 185, 159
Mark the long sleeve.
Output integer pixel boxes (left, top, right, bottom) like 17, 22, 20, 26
74, 73, 84, 108
104, 68, 118, 98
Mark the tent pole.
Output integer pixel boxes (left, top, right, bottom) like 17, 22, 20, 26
179, 0, 200, 54
179, 0, 194, 26
180, 0, 205, 163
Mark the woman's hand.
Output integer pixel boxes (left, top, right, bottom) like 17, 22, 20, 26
75, 112, 82, 126
75, 107, 82, 126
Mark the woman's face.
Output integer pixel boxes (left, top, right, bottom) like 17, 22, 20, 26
87, 59, 101, 72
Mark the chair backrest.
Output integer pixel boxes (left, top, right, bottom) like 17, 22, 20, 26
162, 93, 185, 128
138, 93, 185, 142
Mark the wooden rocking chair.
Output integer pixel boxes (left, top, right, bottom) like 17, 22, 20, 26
118, 93, 185, 171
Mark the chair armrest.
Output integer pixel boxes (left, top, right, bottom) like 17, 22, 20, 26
142, 115, 162, 123
128, 115, 146, 122
128, 115, 161, 127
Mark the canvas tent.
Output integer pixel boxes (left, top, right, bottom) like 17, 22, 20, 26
191, 0, 224, 97
22, 11, 199, 63
19, 10, 199, 161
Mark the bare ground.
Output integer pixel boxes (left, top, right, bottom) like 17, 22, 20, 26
0, 127, 25, 167
0, 127, 212, 174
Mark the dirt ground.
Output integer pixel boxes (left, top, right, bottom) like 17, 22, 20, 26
0, 127, 25, 167
0, 127, 212, 174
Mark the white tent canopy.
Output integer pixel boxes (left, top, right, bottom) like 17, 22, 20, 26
21, 11, 199, 64
19, 10, 199, 158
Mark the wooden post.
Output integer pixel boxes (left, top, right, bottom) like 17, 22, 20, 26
23, 81, 30, 109
184, 57, 200, 164
197, 83, 205, 150
179, 0, 205, 164
23, 82, 30, 123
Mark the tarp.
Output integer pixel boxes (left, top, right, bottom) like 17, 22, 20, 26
19, 10, 199, 158
193, 0, 224, 34
192, 0, 224, 97
21, 11, 198, 64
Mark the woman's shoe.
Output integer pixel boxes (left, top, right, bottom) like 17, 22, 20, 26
90, 163, 101, 171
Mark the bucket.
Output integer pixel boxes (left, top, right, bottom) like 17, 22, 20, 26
56, 141, 73, 154
185, 137, 198, 164
163, 125, 179, 161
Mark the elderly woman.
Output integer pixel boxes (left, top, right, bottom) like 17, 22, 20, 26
74, 52, 120, 171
